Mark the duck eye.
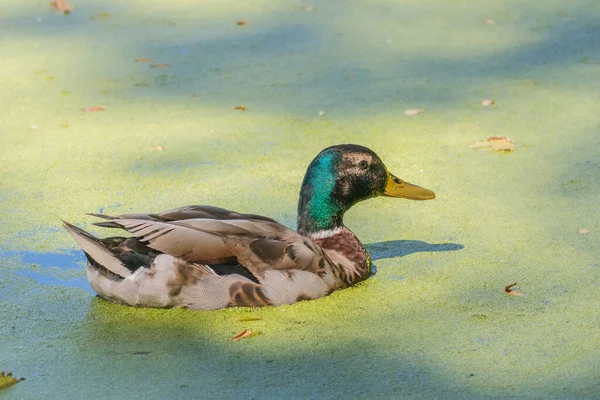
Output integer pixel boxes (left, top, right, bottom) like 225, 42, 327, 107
358, 160, 368, 170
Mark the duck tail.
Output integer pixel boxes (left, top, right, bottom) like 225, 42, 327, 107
61, 220, 132, 278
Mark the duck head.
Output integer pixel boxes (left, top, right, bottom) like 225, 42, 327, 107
297, 144, 435, 235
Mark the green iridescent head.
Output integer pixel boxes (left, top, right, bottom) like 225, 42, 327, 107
297, 144, 435, 235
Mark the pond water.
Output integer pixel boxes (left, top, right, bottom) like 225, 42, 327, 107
1, 0, 599, 398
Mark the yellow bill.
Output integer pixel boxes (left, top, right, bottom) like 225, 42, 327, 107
381, 172, 435, 200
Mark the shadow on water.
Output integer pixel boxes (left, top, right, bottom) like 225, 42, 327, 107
73, 300, 482, 399
3, 2, 599, 121
366, 240, 464, 261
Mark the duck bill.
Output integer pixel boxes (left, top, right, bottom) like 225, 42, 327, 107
381, 172, 435, 200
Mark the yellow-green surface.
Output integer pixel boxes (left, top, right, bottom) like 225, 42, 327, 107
1, 0, 600, 398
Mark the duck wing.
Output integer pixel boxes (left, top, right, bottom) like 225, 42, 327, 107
90, 210, 326, 277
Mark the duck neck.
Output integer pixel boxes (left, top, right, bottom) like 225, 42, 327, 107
297, 197, 345, 236
296, 153, 347, 236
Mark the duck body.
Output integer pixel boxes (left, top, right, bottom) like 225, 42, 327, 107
64, 144, 435, 310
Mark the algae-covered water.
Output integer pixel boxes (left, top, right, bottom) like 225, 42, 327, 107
1, 0, 599, 398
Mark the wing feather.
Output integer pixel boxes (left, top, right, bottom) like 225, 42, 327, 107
112, 219, 231, 261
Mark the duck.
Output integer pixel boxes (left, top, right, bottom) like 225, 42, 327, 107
63, 144, 435, 310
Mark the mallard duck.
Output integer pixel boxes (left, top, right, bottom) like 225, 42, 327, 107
63, 144, 435, 310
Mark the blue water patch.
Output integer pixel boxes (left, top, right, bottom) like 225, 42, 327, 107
15, 270, 93, 293
2, 250, 86, 270
2, 250, 93, 292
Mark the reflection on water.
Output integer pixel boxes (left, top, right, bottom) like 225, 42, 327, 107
2, 250, 93, 293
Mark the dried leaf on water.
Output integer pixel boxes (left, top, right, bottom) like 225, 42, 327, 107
504, 282, 521, 296
232, 329, 259, 342
82, 106, 104, 112
238, 316, 262, 322
469, 136, 516, 151
484, 19, 496, 25
136, 58, 151, 63
481, 99, 494, 106
485, 136, 516, 151
150, 64, 170, 69
404, 108, 425, 116
50, 0, 73, 14
0, 372, 25, 390
578, 228, 591, 234
236, 20, 248, 26
234, 104, 246, 111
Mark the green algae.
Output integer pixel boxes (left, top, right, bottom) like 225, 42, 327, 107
1, 0, 600, 398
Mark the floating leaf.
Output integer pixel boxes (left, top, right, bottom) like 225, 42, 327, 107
236, 20, 248, 26
50, 0, 73, 14
232, 329, 259, 342
0, 371, 25, 390
578, 228, 591, 234
150, 64, 170, 69
404, 108, 425, 116
82, 106, 104, 112
238, 316, 262, 322
504, 282, 521, 296
136, 58, 151, 63
483, 19, 496, 24
485, 136, 516, 151
469, 136, 516, 151
234, 104, 246, 111
481, 99, 494, 107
